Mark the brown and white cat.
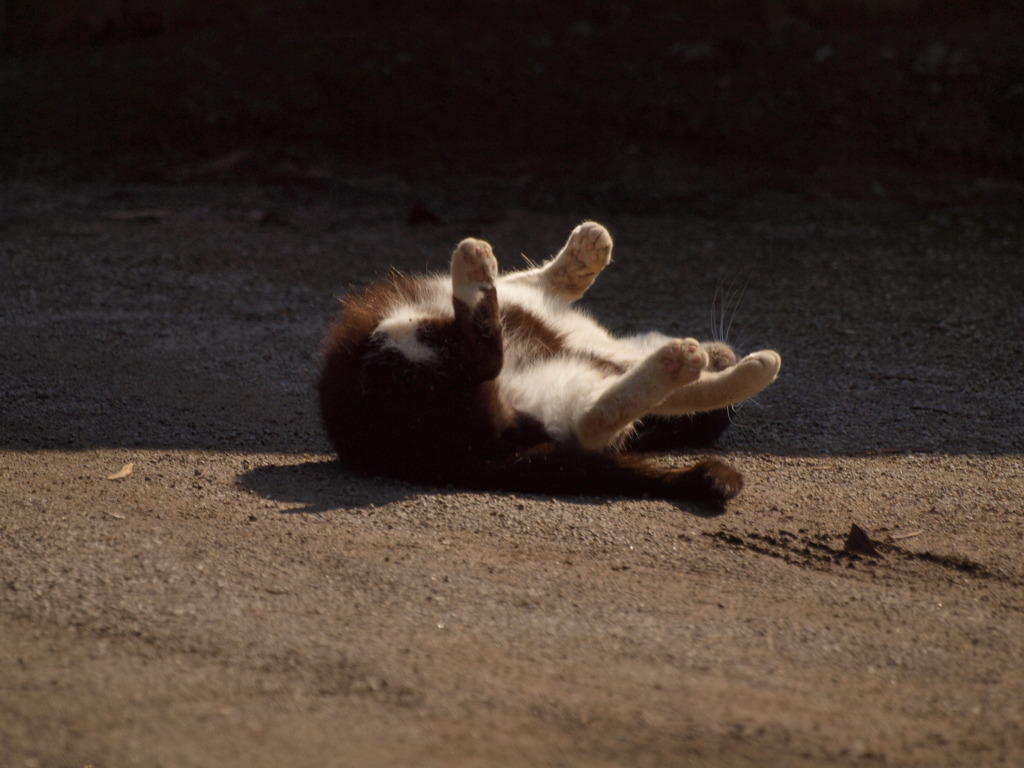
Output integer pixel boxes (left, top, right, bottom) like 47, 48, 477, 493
318, 222, 781, 507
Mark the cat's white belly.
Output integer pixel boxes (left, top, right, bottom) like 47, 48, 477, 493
498, 358, 610, 443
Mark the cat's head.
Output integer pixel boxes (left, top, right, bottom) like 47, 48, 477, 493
702, 341, 739, 372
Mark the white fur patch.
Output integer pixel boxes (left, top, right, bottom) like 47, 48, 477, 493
453, 281, 488, 309
376, 314, 437, 363
499, 358, 610, 443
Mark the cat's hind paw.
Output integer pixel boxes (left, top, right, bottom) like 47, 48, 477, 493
735, 349, 782, 388
545, 221, 613, 301
574, 338, 708, 450
452, 237, 498, 307
658, 338, 708, 384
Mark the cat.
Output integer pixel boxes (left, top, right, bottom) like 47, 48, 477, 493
318, 221, 781, 507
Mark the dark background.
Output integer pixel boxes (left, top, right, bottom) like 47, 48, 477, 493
2, 0, 1022, 202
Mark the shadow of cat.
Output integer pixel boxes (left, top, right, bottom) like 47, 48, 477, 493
238, 457, 727, 517
238, 459, 421, 514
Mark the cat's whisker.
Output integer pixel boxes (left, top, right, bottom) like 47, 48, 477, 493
723, 277, 750, 345
708, 276, 750, 347
724, 404, 741, 427
718, 281, 729, 343
739, 397, 765, 413
709, 281, 723, 343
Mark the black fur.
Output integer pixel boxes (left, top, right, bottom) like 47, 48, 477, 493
626, 409, 733, 452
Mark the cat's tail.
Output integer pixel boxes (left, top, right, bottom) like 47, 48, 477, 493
464, 446, 743, 508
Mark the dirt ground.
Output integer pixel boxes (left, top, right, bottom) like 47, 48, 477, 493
2, 3, 1024, 767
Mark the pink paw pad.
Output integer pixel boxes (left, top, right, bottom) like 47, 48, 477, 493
456, 241, 496, 283
464, 248, 487, 281
572, 245, 599, 267
661, 350, 683, 374
566, 223, 612, 270
661, 341, 704, 376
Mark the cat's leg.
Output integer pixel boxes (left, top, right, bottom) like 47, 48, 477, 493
574, 338, 707, 450
502, 221, 613, 302
649, 349, 782, 415
366, 238, 504, 386
545, 221, 613, 301
447, 237, 505, 382
452, 237, 499, 308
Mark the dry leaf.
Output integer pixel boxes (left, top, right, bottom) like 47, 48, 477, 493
107, 462, 134, 480
889, 530, 924, 542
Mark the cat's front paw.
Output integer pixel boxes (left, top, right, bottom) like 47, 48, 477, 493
566, 221, 613, 273
546, 221, 613, 300
452, 237, 498, 307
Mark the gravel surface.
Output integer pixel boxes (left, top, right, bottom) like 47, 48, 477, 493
2, 177, 1022, 767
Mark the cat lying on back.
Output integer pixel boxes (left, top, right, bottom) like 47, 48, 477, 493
318, 222, 781, 507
